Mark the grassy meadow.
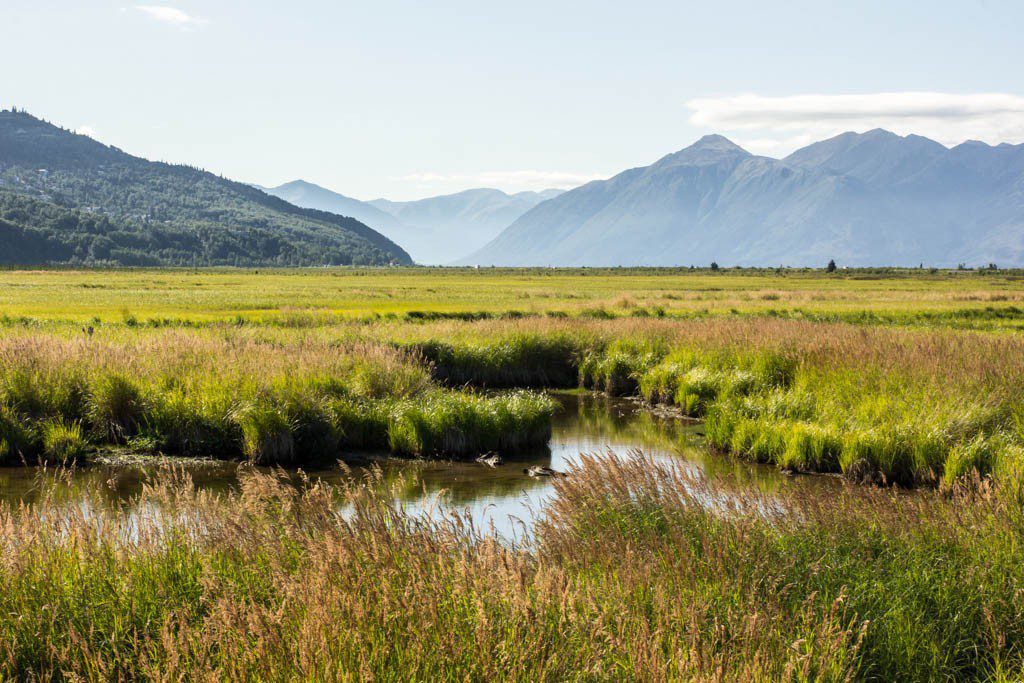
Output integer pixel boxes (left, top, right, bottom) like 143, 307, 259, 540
4, 266, 1024, 679
3, 267, 1024, 484
4, 266, 1024, 326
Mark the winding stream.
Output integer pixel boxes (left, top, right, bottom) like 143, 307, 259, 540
0, 392, 841, 537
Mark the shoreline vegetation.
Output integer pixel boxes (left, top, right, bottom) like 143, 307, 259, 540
0, 317, 1019, 486
0, 334, 557, 465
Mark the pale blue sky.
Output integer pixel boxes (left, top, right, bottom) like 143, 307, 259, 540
3, 1, 1024, 199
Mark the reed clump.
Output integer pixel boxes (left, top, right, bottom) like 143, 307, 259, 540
388, 390, 555, 456
579, 337, 668, 396
409, 333, 580, 388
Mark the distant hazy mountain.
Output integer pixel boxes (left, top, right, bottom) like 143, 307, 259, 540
265, 181, 563, 263
0, 111, 410, 266
370, 188, 563, 263
261, 179, 424, 259
461, 130, 1024, 267
263, 180, 406, 234
783, 129, 948, 187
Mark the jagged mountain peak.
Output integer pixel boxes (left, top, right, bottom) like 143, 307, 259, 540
675, 134, 750, 157
650, 135, 751, 171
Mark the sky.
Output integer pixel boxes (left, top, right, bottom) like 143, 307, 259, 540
3, 1, 1024, 200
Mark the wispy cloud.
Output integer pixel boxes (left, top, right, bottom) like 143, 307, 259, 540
134, 5, 204, 28
687, 92, 1024, 156
397, 170, 604, 192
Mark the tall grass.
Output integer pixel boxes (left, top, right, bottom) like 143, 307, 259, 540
3, 314, 1024, 483
388, 390, 554, 455
409, 333, 580, 387
0, 332, 554, 463
540, 454, 1024, 680
2, 456, 1022, 679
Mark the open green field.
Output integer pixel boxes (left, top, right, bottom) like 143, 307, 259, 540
5, 266, 1024, 326
5, 267, 1024, 679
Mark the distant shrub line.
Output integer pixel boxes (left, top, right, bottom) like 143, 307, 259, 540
9, 301, 1024, 334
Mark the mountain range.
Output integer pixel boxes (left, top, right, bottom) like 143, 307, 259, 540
0, 111, 410, 267
462, 130, 1024, 267
263, 180, 562, 264
4, 109, 1024, 269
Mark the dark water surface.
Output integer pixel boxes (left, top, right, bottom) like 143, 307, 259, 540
0, 392, 840, 537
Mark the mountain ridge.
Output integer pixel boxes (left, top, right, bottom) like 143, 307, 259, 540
461, 130, 1024, 267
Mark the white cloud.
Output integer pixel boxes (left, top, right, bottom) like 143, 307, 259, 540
686, 92, 1024, 156
134, 5, 204, 27
397, 170, 605, 192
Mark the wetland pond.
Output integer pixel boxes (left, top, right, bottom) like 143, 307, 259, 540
0, 392, 842, 538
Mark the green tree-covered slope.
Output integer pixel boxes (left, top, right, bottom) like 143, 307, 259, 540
0, 111, 411, 266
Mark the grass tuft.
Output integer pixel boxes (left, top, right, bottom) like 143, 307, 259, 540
40, 419, 88, 463
88, 373, 146, 442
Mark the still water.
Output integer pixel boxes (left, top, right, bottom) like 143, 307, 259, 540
0, 392, 838, 537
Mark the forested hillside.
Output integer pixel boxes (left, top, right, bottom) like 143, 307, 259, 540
0, 111, 411, 266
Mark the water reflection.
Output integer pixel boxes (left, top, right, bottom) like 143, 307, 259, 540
0, 392, 840, 536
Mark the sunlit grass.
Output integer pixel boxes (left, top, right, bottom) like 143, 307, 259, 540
4, 269, 1024, 677
4, 269, 1024, 480
0, 331, 556, 464
2, 456, 1023, 679
5, 267, 1024, 328
2, 313, 1024, 482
